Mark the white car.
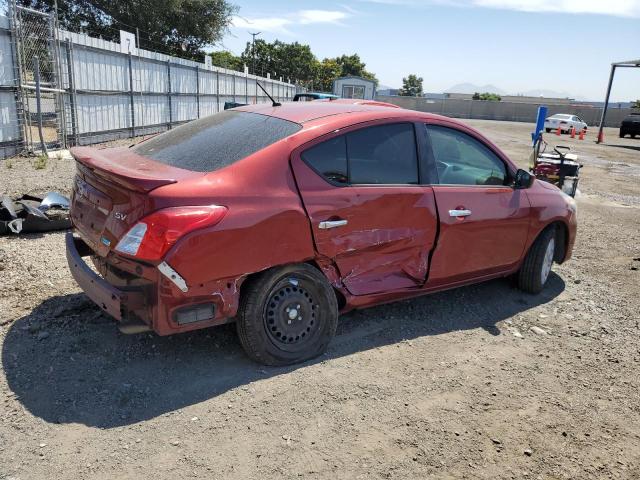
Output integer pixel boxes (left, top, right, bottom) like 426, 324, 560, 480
544, 114, 588, 134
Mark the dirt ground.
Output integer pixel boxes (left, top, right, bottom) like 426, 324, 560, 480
1, 121, 639, 480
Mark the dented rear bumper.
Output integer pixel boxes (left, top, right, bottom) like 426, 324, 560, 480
65, 232, 147, 322
66, 232, 242, 335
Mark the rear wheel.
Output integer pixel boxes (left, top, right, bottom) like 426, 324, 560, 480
518, 227, 556, 294
236, 264, 338, 366
620, 130, 626, 138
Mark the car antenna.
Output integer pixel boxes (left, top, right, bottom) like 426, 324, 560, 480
256, 81, 281, 107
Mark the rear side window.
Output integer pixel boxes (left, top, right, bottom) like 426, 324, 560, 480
301, 136, 348, 184
133, 111, 301, 172
301, 123, 418, 186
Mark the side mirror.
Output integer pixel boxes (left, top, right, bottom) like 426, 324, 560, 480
514, 169, 534, 189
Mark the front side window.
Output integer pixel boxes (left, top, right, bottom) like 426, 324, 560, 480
427, 125, 507, 186
301, 123, 418, 186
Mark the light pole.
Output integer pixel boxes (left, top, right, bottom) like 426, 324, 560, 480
249, 31, 261, 75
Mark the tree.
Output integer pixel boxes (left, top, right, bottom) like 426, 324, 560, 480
333, 54, 377, 84
398, 74, 423, 97
314, 58, 342, 93
209, 50, 243, 71
17, 0, 237, 59
472, 92, 501, 101
632, 99, 640, 109
240, 39, 316, 83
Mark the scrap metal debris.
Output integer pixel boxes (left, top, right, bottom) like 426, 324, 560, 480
0, 193, 71, 235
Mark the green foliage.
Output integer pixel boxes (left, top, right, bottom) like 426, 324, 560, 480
209, 50, 243, 71
472, 92, 502, 101
333, 54, 378, 85
314, 58, 342, 93
236, 39, 377, 91
398, 74, 423, 97
240, 39, 317, 85
632, 99, 640, 109
33, 154, 47, 170
18, 0, 237, 59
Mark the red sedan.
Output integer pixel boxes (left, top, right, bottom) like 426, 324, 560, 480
67, 102, 577, 365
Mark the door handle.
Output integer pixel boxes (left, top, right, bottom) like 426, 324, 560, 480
449, 209, 471, 218
319, 219, 348, 229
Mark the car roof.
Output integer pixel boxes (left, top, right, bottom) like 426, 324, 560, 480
235, 101, 420, 124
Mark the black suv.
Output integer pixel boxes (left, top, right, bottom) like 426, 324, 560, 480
620, 113, 640, 138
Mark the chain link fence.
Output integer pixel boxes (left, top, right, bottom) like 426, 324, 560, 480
0, 2, 301, 160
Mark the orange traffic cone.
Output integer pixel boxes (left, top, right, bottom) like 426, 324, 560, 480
579, 129, 585, 140
556, 126, 562, 135
570, 126, 576, 138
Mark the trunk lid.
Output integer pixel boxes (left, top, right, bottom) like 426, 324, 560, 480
70, 146, 201, 257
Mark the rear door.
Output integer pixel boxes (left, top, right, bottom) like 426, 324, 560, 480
291, 121, 438, 296
424, 123, 531, 287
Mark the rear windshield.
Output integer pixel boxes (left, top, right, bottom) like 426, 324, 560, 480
550, 114, 571, 119
133, 111, 302, 172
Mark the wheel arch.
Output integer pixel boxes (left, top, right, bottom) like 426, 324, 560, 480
528, 220, 569, 264
237, 261, 348, 313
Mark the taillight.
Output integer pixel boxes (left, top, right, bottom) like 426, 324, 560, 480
115, 205, 227, 261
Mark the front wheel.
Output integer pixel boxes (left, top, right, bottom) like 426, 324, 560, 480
236, 264, 338, 366
517, 228, 556, 294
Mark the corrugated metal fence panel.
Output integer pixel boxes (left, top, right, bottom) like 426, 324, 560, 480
171, 64, 197, 94
76, 94, 130, 133
199, 69, 217, 96
52, 27, 299, 145
0, 26, 14, 86
172, 95, 198, 122
135, 58, 167, 93
73, 46, 130, 91
0, 91, 20, 142
0, 15, 19, 148
135, 95, 168, 126
199, 96, 218, 117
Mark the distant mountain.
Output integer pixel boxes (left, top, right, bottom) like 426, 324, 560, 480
444, 83, 505, 95
517, 88, 579, 99
444, 83, 586, 100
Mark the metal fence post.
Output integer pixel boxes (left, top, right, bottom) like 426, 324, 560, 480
128, 51, 135, 137
215, 69, 219, 112
255, 78, 258, 104
32, 56, 47, 155
245, 73, 248, 104
65, 39, 78, 144
167, 60, 172, 129
232, 71, 236, 102
195, 65, 200, 119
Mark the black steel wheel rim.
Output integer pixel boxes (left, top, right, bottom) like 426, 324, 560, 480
263, 280, 320, 352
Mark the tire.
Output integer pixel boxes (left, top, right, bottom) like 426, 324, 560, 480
545, 128, 551, 133
620, 130, 625, 138
518, 227, 556, 294
236, 264, 338, 366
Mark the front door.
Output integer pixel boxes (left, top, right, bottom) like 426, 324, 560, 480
291, 121, 438, 296
424, 123, 531, 287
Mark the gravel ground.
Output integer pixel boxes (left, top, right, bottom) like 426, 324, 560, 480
1, 121, 639, 479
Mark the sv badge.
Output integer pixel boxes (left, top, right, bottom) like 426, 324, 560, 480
114, 212, 128, 221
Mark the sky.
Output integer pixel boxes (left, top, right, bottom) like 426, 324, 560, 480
219, 0, 640, 101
